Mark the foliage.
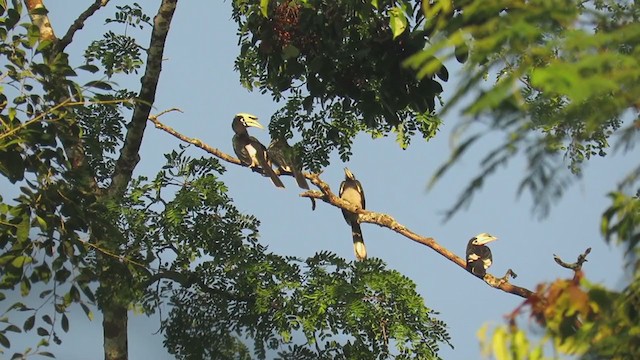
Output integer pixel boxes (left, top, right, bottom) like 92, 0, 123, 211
479, 268, 640, 360
395, 0, 640, 357
164, 253, 450, 360
0, 1, 150, 356
404, 0, 639, 220
0, 1, 114, 356
1, 2, 452, 359
232, 0, 448, 171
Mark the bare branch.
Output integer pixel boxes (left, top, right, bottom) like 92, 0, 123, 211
149, 116, 535, 299
302, 174, 533, 298
553, 247, 591, 271
108, 0, 178, 198
57, 0, 109, 53
148, 110, 241, 165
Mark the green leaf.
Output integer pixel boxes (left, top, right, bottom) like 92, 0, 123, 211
35, 215, 47, 231
437, 64, 449, 82
4, 324, 21, 333
20, 277, 31, 297
260, 0, 269, 17
36, 39, 53, 52
84, 80, 113, 91
389, 7, 408, 39
492, 327, 509, 360
0, 332, 10, 348
26, 24, 40, 48
0, 254, 15, 266
61, 314, 69, 332
16, 215, 30, 243
11, 255, 31, 268
80, 303, 93, 321
37, 351, 55, 358
281, 45, 300, 60
23, 315, 35, 331
78, 64, 100, 73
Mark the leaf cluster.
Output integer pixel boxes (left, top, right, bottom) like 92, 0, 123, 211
163, 252, 451, 359
232, 0, 448, 169
480, 269, 640, 360
2, 2, 456, 358
105, 3, 152, 29
0, 2, 145, 354
408, 0, 639, 219
84, 30, 144, 77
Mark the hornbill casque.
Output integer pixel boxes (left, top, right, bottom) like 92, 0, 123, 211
267, 138, 309, 189
232, 113, 284, 188
466, 233, 498, 277
339, 168, 367, 261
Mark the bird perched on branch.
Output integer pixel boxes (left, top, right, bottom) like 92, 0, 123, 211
231, 113, 284, 188
267, 138, 309, 189
466, 233, 498, 277
339, 168, 367, 261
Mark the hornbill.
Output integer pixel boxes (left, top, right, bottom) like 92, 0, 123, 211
466, 233, 498, 277
339, 168, 367, 261
267, 138, 309, 189
231, 113, 284, 188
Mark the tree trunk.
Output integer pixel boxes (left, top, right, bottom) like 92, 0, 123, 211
103, 303, 129, 360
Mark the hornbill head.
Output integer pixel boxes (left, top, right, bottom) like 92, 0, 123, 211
469, 233, 498, 246
340, 167, 365, 210
343, 167, 356, 181
232, 113, 264, 134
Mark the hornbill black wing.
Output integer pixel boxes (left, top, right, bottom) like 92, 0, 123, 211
267, 139, 309, 189
232, 133, 254, 166
466, 245, 492, 277
249, 136, 285, 188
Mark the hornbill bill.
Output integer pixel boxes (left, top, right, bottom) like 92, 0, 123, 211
466, 233, 498, 277
231, 113, 284, 188
339, 168, 367, 261
267, 138, 309, 189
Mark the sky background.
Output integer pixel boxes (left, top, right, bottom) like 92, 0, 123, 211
4, 1, 638, 359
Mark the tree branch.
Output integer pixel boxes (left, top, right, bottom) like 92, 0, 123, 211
24, 0, 56, 42
108, 0, 178, 197
56, 0, 109, 53
301, 176, 533, 298
148, 116, 535, 299
553, 247, 591, 271
143, 270, 251, 302
147, 109, 241, 166
147, 110, 299, 180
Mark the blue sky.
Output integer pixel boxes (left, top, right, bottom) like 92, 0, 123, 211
5, 1, 637, 359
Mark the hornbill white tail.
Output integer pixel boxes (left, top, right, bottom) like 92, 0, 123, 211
339, 167, 367, 261
231, 113, 284, 188
466, 233, 498, 277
